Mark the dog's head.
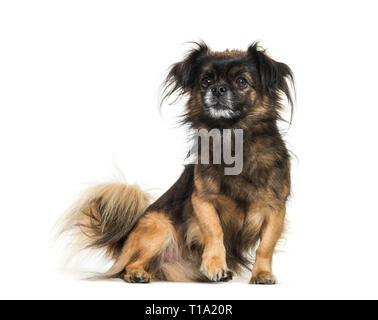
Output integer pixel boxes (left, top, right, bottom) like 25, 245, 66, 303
163, 42, 294, 128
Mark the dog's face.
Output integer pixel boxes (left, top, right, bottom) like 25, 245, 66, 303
198, 54, 257, 120
163, 42, 294, 127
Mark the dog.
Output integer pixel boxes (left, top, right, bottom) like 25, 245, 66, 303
60, 42, 294, 284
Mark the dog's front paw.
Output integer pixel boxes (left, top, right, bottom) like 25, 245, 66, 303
122, 269, 151, 283
220, 270, 234, 282
200, 256, 230, 282
250, 271, 276, 285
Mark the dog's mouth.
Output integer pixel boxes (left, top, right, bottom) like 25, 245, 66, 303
203, 90, 241, 119
205, 104, 241, 119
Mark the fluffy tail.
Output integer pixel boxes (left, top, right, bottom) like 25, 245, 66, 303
58, 182, 151, 271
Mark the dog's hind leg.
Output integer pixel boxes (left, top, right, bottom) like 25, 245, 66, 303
108, 211, 176, 283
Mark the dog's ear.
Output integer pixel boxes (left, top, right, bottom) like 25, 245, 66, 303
162, 42, 209, 103
247, 42, 294, 108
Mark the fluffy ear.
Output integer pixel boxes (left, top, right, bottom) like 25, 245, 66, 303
247, 42, 295, 108
162, 42, 209, 103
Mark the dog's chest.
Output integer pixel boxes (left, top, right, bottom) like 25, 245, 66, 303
220, 173, 254, 203
219, 156, 264, 202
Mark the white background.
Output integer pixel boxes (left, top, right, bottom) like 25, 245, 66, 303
1, 0, 378, 300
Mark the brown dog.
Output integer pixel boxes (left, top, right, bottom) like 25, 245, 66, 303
60, 42, 294, 284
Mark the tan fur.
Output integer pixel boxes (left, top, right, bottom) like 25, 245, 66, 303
106, 212, 177, 282
245, 208, 266, 242
191, 168, 228, 281
58, 182, 151, 259
250, 205, 286, 284
210, 49, 245, 57
185, 217, 205, 247
161, 261, 201, 282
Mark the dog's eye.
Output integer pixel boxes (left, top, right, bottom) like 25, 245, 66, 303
201, 77, 212, 88
235, 77, 248, 89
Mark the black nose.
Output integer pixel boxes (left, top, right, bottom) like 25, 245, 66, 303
211, 85, 227, 97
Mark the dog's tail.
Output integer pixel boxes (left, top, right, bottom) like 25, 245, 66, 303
58, 182, 151, 271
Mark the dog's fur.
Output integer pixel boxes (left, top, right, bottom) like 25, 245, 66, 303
60, 42, 294, 284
